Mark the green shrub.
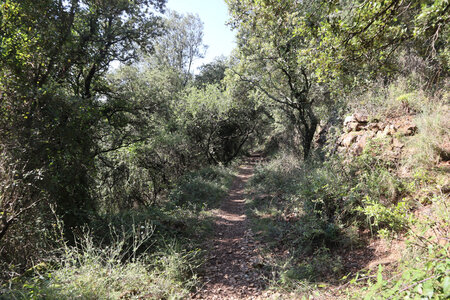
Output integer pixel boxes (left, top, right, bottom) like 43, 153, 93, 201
277, 247, 343, 291
246, 141, 417, 290
169, 165, 233, 210
357, 197, 411, 234
346, 138, 414, 234
355, 195, 450, 299
248, 154, 350, 252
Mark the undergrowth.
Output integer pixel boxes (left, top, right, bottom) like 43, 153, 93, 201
349, 192, 449, 299
2, 226, 201, 299
0, 165, 234, 299
248, 146, 448, 298
246, 81, 449, 298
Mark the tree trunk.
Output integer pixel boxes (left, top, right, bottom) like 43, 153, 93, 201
300, 105, 318, 160
0, 216, 12, 243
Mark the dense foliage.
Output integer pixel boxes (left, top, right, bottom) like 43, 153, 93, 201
1, 0, 167, 244
0, 0, 448, 298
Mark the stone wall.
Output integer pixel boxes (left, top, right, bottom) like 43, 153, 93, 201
337, 113, 417, 156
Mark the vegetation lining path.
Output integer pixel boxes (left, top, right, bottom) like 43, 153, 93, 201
193, 156, 267, 299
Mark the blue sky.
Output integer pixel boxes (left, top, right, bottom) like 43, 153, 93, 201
166, 0, 236, 70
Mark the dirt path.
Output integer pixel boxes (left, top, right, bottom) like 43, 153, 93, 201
192, 156, 267, 300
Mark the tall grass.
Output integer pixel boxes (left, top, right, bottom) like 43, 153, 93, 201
347, 75, 429, 117
1, 221, 200, 300
1, 165, 234, 299
405, 102, 450, 168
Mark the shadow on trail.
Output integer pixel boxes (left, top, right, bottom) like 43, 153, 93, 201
194, 155, 267, 299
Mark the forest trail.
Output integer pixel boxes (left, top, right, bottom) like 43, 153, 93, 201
193, 155, 268, 300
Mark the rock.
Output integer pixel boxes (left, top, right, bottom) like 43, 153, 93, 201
341, 133, 357, 147
392, 138, 404, 149
397, 123, 417, 136
352, 121, 365, 131
383, 124, 396, 136
357, 131, 375, 150
341, 131, 364, 147
344, 115, 356, 126
376, 130, 387, 138
354, 112, 369, 123
368, 123, 381, 132
344, 115, 358, 132
350, 143, 364, 155
344, 114, 368, 132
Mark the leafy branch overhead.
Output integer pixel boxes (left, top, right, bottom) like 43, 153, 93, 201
0, 0, 448, 299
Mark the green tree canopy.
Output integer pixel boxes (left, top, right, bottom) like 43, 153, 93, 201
226, 0, 319, 159
0, 0, 167, 239
152, 10, 207, 85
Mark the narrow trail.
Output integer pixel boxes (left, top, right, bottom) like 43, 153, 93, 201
193, 156, 267, 300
